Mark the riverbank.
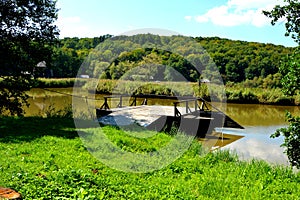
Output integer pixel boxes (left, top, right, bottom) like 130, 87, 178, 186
33, 78, 300, 106
0, 116, 299, 199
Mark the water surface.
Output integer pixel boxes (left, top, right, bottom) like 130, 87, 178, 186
220, 103, 300, 166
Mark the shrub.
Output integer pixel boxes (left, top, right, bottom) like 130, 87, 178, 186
271, 112, 300, 169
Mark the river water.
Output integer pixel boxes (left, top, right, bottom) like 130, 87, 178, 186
25, 88, 300, 166
218, 103, 299, 166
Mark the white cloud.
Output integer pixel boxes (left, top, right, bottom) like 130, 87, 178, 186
56, 16, 86, 37
195, 15, 208, 23
184, 16, 193, 21
223, 135, 289, 166
56, 16, 106, 38
193, 0, 285, 27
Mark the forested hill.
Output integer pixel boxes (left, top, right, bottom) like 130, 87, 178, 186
50, 34, 293, 84
195, 37, 293, 82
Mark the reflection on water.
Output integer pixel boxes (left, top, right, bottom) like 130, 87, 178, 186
218, 126, 289, 166
225, 103, 300, 126
25, 88, 300, 166
221, 104, 300, 166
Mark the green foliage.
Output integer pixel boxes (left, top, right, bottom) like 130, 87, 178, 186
97, 46, 199, 82
54, 34, 293, 85
51, 35, 112, 78
225, 84, 298, 105
263, 0, 299, 95
271, 112, 300, 169
0, 117, 299, 199
279, 47, 300, 96
263, 0, 300, 44
0, 77, 32, 116
0, 0, 59, 116
196, 37, 293, 83
265, 1, 300, 169
84, 78, 300, 105
226, 89, 259, 104
87, 79, 196, 96
43, 103, 73, 118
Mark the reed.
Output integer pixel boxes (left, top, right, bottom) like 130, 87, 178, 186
34, 78, 87, 88
33, 78, 299, 105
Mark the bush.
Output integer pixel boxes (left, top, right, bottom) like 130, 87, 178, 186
271, 112, 300, 169
226, 89, 259, 104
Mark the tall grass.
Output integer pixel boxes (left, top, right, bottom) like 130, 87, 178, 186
0, 117, 299, 199
86, 79, 299, 105
226, 86, 298, 105
33, 78, 87, 88
84, 79, 225, 101
84, 79, 197, 96
32, 78, 299, 105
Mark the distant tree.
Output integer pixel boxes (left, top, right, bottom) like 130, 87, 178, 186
51, 47, 81, 78
0, 0, 59, 115
196, 36, 291, 84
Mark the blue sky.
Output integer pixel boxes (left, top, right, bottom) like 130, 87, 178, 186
56, 0, 297, 47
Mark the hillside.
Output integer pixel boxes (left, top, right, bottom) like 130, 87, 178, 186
50, 35, 294, 84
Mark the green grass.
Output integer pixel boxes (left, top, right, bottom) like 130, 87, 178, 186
0, 116, 299, 199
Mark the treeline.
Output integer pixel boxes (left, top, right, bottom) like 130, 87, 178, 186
50, 35, 112, 77
196, 37, 293, 82
49, 34, 294, 85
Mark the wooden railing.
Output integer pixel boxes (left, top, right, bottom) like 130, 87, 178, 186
99, 94, 150, 110
99, 94, 214, 117
173, 98, 210, 117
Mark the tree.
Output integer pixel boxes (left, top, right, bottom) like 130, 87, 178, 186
264, 0, 300, 169
0, 0, 59, 115
263, 0, 299, 96
271, 112, 300, 169
279, 48, 300, 96
263, 0, 300, 44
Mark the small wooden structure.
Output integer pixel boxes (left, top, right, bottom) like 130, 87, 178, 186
96, 94, 243, 138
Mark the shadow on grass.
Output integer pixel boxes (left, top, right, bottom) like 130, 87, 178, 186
0, 116, 97, 143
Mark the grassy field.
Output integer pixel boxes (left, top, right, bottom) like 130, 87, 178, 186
0, 116, 299, 199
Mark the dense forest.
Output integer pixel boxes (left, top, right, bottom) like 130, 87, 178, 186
49, 34, 294, 85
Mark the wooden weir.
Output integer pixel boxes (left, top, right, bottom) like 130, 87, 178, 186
96, 94, 244, 138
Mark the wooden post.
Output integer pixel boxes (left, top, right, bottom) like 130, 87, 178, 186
100, 97, 110, 110
174, 102, 181, 117
130, 96, 137, 106
118, 95, 123, 108
142, 98, 147, 105
186, 101, 189, 114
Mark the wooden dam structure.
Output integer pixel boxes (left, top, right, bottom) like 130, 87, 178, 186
96, 94, 244, 138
